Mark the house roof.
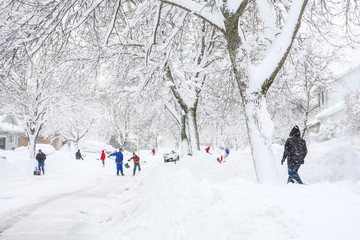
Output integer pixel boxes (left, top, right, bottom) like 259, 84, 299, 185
316, 101, 345, 120
335, 64, 360, 80
0, 122, 25, 133
308, 101, 345, 126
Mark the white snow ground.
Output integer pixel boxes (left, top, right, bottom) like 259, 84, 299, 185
1, 137, 360, 240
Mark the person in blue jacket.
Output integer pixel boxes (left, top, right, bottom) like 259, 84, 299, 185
225, 148, 230, 158
109, 148, 124, 176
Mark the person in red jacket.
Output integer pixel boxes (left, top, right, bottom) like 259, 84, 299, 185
100, 150, 106, 167
129, 152, 141, 175
152, 148, 155, 155
205, 146, 210, 154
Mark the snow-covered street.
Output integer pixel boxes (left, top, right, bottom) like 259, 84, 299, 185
0, 148, 151, 239
1, 139, 360, 240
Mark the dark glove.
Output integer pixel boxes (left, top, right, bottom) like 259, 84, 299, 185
281, 159, 285, 165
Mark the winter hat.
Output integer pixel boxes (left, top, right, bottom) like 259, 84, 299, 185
289, 125, 301, 137
119, 148, 123, 151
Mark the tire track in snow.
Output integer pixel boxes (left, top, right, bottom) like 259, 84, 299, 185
0, 187, 92, 234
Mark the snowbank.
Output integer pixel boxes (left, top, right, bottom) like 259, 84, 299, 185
81, 148, 360, 240
78, 140, 116, 153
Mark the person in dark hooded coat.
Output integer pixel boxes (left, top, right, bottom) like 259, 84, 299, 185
281, 125, 307, 184
75, 149, 84, 160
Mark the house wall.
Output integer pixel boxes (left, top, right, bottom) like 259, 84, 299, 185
0, 132, 19, 150
326, 67, 360, 108
18, 134, 63, 150
0, 115, 22, 150
310, 66, 360, 139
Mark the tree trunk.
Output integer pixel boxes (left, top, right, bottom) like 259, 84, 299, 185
75, 140, 79, 151
241, 93, 279, 183
186, 108, 200, 155
180, 114, 189, 156
26, 122, 42, 159
223, 10, 280, 183
28, 133, 37, 159
165, 65, 201, 156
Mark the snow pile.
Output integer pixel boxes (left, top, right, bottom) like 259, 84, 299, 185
303, 137, 360, 183
78, 140, 116, 153
81, 142, 360, 240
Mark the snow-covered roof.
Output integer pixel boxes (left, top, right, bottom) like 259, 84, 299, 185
0, 122, 25, 133
335, 64, 360, 80
323, 64, 360, 86
317, 101, 345, 120
308, 101, 346, 127
0, 114, 20, 126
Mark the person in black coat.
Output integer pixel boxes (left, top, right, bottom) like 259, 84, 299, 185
281, 126, 307, 184
35, 149, 46, 175
76, 149, 84, 160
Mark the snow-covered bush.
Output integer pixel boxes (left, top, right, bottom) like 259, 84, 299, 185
319, 120, 343, 141
345, 91, 360, 135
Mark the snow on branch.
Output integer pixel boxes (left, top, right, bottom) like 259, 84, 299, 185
104, 0, 122, 45
249, 0, 309, 94
164, 102, 181, 125
256, 0, 280, 41
162, 0, 225, 32
146, 1, 163, 65
64, 0, 105, 34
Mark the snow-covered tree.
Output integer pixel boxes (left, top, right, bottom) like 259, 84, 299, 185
161, 19, 222, 155
268, 36, 336, 139
199, 68, 247, 151
45, 94, 102, 150
2, 56, 60, 158
154, 0, 309, 183
0, 33, 98, 158
2, 0, 359, 183
0, 0, 107, 77
345, 91, 360, 135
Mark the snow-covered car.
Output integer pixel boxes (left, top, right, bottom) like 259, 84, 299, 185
163, 151, 179, 163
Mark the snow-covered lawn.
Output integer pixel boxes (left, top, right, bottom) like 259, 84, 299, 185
1, 138, 360, 240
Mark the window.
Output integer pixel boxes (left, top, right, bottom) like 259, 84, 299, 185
319, 90, 326, 108
9, 134, 14, 144
0, 137, 5, 150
